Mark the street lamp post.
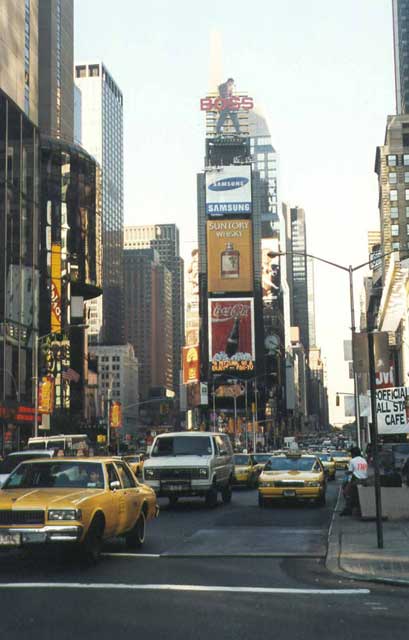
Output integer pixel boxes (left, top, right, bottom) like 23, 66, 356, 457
269, 249, 403, 449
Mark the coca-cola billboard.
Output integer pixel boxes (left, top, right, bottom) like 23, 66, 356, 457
208, 298, 255, 373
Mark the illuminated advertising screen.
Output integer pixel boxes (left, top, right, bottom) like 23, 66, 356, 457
207, 220, 253, 293
208, 298, 255, 373
261, 238, 280, 302
51, 243, 62, 333
205, 166, 252, 218
182, 345, 200, 384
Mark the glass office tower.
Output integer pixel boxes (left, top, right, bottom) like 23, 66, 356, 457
75, 62, 124, 345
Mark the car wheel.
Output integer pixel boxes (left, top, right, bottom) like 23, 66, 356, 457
81, 514, 104, 563
126, 510, 146, 549
221, 481, 232, 504
258, 493, 265, 508
205, 484, 218, 508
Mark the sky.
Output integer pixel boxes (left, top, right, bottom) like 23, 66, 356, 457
74, 0, 396, 424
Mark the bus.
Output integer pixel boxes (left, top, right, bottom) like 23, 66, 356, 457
27, 434, 89, 455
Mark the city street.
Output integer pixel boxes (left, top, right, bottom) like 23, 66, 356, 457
0, 479, 407, 639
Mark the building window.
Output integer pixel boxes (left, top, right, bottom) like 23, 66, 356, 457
406, 189, 409, 201
406, 206, 409, 217
405, 172, 409, 183
391, 224, 399, 236
389, 172, 397, 184
89, 64, 100, 77
76, 65, 86, 78
392, 242, 400, 250
407, 223, 409, 235
387, 155, 397, 166
404, 154, 409, 166
390, 190, 398, 201
391, 206, 399, 218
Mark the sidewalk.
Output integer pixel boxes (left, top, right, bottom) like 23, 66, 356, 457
326, 490, 409, 586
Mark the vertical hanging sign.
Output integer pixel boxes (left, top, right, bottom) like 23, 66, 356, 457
51, 243, 62, 332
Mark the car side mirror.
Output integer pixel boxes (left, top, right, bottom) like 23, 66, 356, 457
110, 480, 121, 491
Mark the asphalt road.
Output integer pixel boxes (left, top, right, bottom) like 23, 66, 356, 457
0, 478, 408, 639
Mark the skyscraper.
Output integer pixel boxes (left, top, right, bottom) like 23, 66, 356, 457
375, 114, 409, 273
284, 205, 310, 353
393, 0, 409, 115
0, 1, 40, 451
123, 248, 173, 399
75, 62, 124, 345
38, 0, 74, 140
124, 225, 184, 395
0, 0, 39, 123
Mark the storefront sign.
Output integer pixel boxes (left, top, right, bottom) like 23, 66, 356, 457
376, 386, 409, 434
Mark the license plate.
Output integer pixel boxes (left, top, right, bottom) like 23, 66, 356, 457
283, 490, 296, 497
165, 484, 186, 492
0, 533, 21, 546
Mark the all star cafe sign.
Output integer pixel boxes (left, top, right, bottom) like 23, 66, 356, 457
375, 386, 409, 434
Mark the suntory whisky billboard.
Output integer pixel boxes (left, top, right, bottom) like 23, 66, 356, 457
207, 220, 253, 293
205, 165, 252, 218
208, 298, 255, 373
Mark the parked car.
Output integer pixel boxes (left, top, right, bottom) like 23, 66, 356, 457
143, 431, 234, 507
0, 450, 55, 487
0, 457, 159, 561
258, 452, 326, 507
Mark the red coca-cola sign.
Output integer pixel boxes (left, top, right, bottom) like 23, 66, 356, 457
208, 298, 255, 373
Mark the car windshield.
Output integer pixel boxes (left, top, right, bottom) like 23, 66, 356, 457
124, 455, 141, 463
0, 453, 50, 475
151, 436, 212, 457
234, 455, 250, 465
332, 452, 349, 458
318, 454, 332, 461
2, 461, 105, 490
264, 457, 316, 472
253, 455, 272, 464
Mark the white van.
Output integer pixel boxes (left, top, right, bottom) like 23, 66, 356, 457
143, 431, 234, 507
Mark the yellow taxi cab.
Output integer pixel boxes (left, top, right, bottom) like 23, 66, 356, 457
317, 452, 336, 481
331, 450, 351, 470
0, 457, 159, 561
258, 452, 326, 507
123, 453, 146, 478
233, 453, 258, 488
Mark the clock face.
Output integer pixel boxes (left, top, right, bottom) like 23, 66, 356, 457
265, 334, 280, 352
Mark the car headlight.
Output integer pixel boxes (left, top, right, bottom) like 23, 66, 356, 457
144, 468, 158, 480
305, 482, 321, 487
199, 468, 209, 479
48, 509, 81, 521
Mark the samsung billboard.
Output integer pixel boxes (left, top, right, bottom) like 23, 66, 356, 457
205, 166, 252, 217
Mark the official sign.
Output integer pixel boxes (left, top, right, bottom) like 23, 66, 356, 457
376, 386, 409, 434
205, 166, 252, 217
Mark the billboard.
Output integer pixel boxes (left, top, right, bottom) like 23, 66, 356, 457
261, 238, 280, 302
205, 166, 252, 218
207, 220, 253, 293
110, 401, 122, 428
38, 376, 55, 414
182, 345, 200, 384
208, 298, 255, 373
376, 387, 409, 434
51, 243, 62, 333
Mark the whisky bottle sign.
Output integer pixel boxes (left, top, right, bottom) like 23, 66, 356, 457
207, 220, 253, 292
221, 243, 240, 278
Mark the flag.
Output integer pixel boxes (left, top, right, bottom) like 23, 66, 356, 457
62, 368, 80, 383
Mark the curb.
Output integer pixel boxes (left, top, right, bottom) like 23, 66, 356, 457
326, 488, 409, 588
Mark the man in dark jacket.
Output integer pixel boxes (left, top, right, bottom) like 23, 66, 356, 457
216, 78, 241, 135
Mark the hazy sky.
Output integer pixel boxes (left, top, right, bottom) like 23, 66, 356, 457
75, 0, 395, 424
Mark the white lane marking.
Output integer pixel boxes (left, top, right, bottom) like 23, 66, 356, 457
102, 553, 160, 558
0, 583, 370, 595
